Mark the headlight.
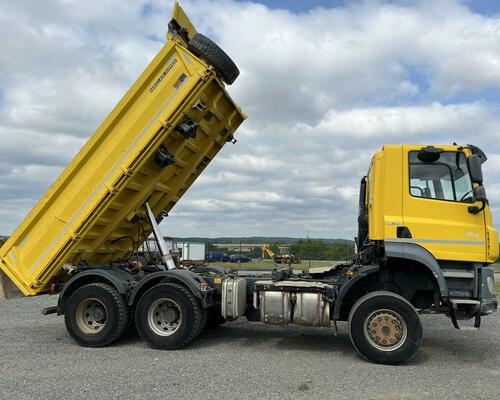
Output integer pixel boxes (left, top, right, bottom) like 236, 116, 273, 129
487, 276, 495, 294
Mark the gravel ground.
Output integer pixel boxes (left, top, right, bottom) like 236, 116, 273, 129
0, 295, 499, 400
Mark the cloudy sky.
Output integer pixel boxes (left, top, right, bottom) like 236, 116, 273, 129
1, 0, 500, 239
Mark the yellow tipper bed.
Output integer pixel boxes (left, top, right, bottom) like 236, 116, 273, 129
0, 3, 246, 297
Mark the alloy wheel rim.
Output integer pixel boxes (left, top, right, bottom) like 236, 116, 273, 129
364, 309, 408, 351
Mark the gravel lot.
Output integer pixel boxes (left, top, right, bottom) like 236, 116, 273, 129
1, 295, 499, 400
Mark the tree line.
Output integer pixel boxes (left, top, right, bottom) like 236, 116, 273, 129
287, 239, 354, 261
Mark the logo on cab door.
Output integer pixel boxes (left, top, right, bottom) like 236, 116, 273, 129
465, 231, 480, 239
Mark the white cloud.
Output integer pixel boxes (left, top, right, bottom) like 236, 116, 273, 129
1, 0, 500, 239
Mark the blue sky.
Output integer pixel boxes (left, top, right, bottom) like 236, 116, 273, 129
236, 0, 347, 12
238, 0, 500, 15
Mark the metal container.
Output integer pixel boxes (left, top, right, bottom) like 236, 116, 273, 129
222, 278, 247, 320
259, 291, 292, 325
293, 292, 330, 327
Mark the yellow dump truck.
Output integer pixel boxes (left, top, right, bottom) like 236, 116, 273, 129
0, 4, 497, 365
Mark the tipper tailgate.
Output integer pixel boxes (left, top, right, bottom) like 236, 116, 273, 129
0, 18, 246, 297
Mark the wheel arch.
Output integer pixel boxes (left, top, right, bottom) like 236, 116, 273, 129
333, 249, 444, 321
128, 269, 210, 308
333, 265, 380, 321
58, 269, 134, 314
384, 240, 448, 298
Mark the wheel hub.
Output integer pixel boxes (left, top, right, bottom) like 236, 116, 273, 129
76, 298, 108, 334
91, 306, 106, 322
148, 298, 182, 337
162, 307, 180, 323
365, 309, 407, 351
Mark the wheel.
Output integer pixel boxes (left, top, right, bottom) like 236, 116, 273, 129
198, 307, 208, 335
188, 33, 240, 85
64, 283, 128, 347
159, 278, 206, 336
348, 291, 422, 365
204, 303, 226, 330
135, 283, 203, 349
124, 305, 137, 335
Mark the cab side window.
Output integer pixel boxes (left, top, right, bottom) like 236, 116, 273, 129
409, 152, 474, 203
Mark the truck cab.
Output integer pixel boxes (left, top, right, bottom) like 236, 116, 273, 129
357, 144, 498, 320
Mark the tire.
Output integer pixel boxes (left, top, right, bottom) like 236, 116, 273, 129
159, 278, 206, 336
188, 33, 240, 85
135, 283, 202, 349
198, 307, 208, 335
64, 283, 128, 347
348, 291, 422, 365
124, 305, 137, 335
204, 303, 226, 330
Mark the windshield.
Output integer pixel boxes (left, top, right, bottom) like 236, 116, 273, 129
409, 151, 474, 203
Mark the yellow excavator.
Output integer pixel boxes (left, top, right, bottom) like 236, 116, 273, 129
261, 244, 300, 265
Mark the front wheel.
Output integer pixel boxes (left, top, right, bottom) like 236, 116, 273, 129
135, 283, 203, 349
348, 291, 422, 365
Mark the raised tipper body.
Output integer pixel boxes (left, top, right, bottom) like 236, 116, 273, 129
0, 2, 246, 298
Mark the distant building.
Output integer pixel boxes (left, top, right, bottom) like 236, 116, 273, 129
212, 243, 262, 252
139, 237, 205, 263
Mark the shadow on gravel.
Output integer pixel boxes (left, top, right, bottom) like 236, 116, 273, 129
114, 321, 431, 365
191, 322, 356, 356
191, 323, 430, 365
31, 316, 496, 367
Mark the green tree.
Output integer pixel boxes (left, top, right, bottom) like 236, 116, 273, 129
289, 239, 354, 261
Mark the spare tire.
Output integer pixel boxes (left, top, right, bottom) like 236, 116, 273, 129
188, 33, 240, 85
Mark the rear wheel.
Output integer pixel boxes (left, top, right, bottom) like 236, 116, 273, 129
198, 307, 208, 335
64, 283, 128, 347
348, 291, 422, 365
135, 283, 202, 349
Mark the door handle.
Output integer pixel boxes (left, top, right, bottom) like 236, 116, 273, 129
397, 226, 412, 239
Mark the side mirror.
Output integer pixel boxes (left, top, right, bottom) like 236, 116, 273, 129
467, 154, 483, 185
468, 186, 487, 214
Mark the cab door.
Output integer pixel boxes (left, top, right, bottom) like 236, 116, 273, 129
401, 146, 486, 262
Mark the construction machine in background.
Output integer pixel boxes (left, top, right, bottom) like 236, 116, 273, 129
261, 244, 300, 265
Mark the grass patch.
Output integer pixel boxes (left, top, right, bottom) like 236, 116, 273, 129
209, 259, 339, 271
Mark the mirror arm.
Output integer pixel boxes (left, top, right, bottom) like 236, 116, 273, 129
468, 200, 486, 215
